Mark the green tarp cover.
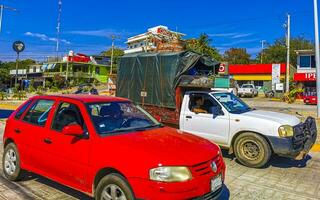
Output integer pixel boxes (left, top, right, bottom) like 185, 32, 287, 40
117, 51, 219, 108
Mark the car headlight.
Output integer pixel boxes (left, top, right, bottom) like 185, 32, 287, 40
278, 125, 294, 137
149, 166, 192, 182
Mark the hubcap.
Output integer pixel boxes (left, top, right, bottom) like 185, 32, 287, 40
4, 149, 17, 175
241, 141, 261, 160
101, 184, 127, 200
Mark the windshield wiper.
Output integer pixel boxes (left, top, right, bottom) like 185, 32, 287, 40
133, 124, 164, 131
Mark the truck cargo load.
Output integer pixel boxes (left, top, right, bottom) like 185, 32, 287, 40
117, 51, 220, 109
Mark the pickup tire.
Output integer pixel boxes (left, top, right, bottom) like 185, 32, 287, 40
95, 173, 135, 200
234, 132, 271, 168
2, 143, 25, 181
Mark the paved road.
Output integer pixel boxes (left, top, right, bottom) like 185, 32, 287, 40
0, 122, 319, 200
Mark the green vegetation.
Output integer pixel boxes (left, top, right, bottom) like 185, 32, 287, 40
223, 48, 251, 64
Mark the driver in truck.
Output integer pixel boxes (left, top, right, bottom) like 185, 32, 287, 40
192, 96, 208, 114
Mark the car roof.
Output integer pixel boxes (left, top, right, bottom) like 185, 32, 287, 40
32, 94, 130, 103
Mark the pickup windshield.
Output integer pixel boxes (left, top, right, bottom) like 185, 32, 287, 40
87, 102, 161, 135
213, 93, 252, 114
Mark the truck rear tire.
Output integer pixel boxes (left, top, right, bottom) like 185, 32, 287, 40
234, 132, 271, 168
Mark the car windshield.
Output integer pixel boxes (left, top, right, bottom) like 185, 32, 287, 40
242, 84, 253, 88
213, 93, 252, 114
87, 101, 162, 135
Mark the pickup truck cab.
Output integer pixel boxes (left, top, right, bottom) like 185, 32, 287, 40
179, 91, 317, 168
238, 84, 258, 97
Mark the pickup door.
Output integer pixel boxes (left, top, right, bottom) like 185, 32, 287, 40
180, 93, 230, 145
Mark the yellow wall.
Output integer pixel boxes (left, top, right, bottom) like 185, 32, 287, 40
232, 74, 286, 81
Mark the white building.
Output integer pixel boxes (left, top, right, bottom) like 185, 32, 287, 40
124, 25, 185, 54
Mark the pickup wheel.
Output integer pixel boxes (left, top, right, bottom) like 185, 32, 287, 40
234, 132, 271, 168
95, 173, 134, 200
2, 143, 25, 181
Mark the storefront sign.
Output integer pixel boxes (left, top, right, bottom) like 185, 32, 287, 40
272, 64, 281, 86
218, 62, 228, 75
294, 73, 316, 81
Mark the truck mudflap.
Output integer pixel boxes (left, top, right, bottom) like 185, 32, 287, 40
292, 117, 317, 160
267, 117, 317, 159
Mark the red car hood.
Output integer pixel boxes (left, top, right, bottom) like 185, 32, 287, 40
98, 127, 220, 167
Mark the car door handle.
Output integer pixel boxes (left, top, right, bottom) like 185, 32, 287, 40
186, 116, 192, 119
43, 138, 52, 144
14, 129, 21, 134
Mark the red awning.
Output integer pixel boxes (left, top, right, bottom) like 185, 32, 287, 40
229, 63, 286, 74
294, 73, 316, 82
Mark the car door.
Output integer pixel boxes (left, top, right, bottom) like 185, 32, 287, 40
181, 93, 230, 145
19, 99, 56, 173
46, 99, 90, 191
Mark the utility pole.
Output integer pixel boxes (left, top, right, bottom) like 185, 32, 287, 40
110, 35, 120, 74
260, 40, 266, 63
56, 0, 62, 59
314, 0, 320, 117
110, 35, 115, 75
285, 14, 291, 93
0, 5, 18, 34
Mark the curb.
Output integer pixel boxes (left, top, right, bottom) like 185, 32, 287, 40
311, 144, 320, 152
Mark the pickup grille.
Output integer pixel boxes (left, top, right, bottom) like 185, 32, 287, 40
292, 117, 317, 150
191, 155, 222, 177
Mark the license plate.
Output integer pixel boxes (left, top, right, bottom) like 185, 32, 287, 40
211, 174, 222, 192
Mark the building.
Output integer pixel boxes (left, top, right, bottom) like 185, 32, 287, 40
10, 64, 44, 87
229, 63, 288, 89
124, 25, 186, 54
294, 50, 316, 98
41, 51, 110, 84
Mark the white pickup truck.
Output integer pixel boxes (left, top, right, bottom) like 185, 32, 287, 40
178, 91, 317, 168
238, 84, 258, 97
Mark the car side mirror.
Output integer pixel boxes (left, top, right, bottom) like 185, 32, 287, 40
62, 124, 84, 137
211, 106, 223, 117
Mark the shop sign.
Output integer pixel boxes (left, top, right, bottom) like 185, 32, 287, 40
294, 73, 316, 81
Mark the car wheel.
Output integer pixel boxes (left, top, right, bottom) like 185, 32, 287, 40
234, 132, 271, 168
2, 143, 25, 181
95, 173, 134, 200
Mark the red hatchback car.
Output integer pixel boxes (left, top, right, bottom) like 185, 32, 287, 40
3, 95, 225, 200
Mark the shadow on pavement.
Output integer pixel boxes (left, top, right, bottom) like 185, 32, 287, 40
221, 149, 312, 169
21, 172, 93, 200
218, 185, 230, 200
0, 109, 14, 119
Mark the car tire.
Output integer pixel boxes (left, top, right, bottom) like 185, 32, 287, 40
2, 143, 25, 181
95, 173, 135, 200
234, 132, 271, 168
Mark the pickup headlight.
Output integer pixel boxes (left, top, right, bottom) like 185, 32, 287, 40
278, 125, 294, 137
149, 166, 192, 182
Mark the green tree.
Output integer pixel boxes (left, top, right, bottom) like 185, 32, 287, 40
186, 33, 222, 61
256, 36, 314, 66
101, 48, 124, 62
223, 48, 251, 64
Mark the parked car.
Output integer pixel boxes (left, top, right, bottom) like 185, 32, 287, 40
74, 83, 98, 95
238, 84, 258, 97
304, 95, 317, 105
3, 95, 225, 200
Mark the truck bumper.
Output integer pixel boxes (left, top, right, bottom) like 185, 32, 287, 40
266, 117, 317, 160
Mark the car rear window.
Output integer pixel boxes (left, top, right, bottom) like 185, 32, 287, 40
15, 100, 32, 119
23, 100, 55, 126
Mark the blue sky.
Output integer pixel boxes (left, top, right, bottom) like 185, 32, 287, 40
0, 0, 316, 61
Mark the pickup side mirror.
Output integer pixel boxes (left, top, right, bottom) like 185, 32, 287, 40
62, 124, 84, 137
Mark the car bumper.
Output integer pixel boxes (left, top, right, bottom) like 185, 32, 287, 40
129, 163, 226, 200
266, 117, 317, 159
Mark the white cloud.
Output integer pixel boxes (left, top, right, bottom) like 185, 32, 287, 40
209, 32, 253, 39
220, 39, 260, 47
67, 29, 133, 38
24, 32, 71, 44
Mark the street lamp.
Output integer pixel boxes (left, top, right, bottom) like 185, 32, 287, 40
0, 5, 18, 34
314, 0, 320, 117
